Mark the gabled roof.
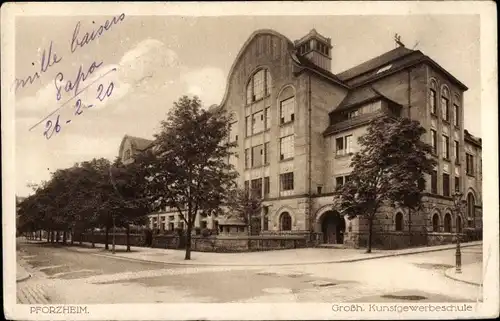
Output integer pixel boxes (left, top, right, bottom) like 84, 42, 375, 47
333, 86, 402, 113
338, 46, 416, 81
128, 135, 154, 151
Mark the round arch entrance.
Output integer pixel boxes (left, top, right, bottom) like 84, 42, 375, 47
320, 211, 346, 244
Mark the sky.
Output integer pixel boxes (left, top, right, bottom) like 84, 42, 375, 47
14, 14, 481, 197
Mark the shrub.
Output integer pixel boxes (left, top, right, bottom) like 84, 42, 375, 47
201, 228, 211, 237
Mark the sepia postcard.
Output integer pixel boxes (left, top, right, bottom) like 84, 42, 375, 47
2, 1, 498, 320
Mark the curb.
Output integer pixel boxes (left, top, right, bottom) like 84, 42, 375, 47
444, 268, 482, 286
16, 273, 32, 283
67, 241, 483, 267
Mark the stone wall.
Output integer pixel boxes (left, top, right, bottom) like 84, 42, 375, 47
74, 233, 146, 247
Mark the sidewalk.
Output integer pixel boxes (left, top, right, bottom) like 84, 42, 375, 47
16, 262, 31, 283
444, 262, 483, 286
52, 240, 483, 266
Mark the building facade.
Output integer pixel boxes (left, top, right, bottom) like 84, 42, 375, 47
118, 29, 482, 249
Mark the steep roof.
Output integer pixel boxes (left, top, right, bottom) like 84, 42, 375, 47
292, 53, 348, 88
127, 135, 154, 151
333, 86, 401, 113
337, 46, 416, 81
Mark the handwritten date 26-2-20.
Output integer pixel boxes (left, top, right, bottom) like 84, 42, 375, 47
43, 82, 113, 140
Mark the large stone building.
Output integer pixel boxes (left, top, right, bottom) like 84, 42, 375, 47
118, 29, 482, 249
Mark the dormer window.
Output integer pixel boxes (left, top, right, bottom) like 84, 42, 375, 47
348, 109, 359, 119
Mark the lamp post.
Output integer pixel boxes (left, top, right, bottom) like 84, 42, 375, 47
452, 191, 465, 274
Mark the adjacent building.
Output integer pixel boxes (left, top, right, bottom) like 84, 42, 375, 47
118, 28, 482, 249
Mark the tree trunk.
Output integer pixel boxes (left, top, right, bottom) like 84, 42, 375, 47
91, 229, 95, 248
46, 230, 50, 242
367, 216, 374, 254
126, 223, 131, 252
184, 222, 192, 260
105, 225, 109, 250
71, 228, 74, 245
50, 230, 55, 243
39, 230, 42, 241
62, 230, 67, 245
408, 208, 412, 247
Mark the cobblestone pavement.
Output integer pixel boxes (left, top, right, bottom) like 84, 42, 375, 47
17, 241, 483, 304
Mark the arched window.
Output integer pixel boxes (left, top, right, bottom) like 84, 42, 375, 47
429, 79, 438, 114
456, 216, 462, 233
444, 213, 452, 232
246, 69, 272, 104
441, 86, 450, 122
467, 192, 475, 227
280, 212, 292, 231
395, 212, 403, 231
432, 214, 440, 232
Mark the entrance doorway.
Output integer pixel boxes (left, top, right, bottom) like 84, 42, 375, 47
321, 211, 346, 244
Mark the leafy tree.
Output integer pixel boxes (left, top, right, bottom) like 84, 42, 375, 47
333, 116, 436, 253
145, 96, 237, 260
226, 188, 262, 236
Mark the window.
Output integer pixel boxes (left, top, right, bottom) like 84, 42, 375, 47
280, 97, 295, 124
200, 221, 208, 229
345, 175, 352, 182
454, 176, 460, 193
280, 135, 294, 160
244, 148, 250, 169
348, 109, 359, 119
168, 222, 174, 231
430, 89, 437, 114
251, 144, 263, 168
252, 110, 264, 134
246, 69, 272, 104
264, 176, 270, 197
245, 116, 251, 137
280, 212, 292, 231
229, 122, 238, 142
336, 135, 352, 156
430, 130, 437, 154
263, 207, 269, 230
432, 214, 440, 232
467, 193, 475, 226
442, 173, 450, 197
251, 178, 262, 198
466, 154, 474, 175
441, 97, 449, 121
124, 149, 131, 160
178, 221, 184, 230
454, 141, 460, 162
265, 107, 271, 129
335, 176, 344, 188
161, 222, 165, 231
442, 135, 450, 159
280, 172, 294, 191
431, 170, 438, 194
454, 104, 460, 126
317, 186, 323, 195
444, 214, 452, 232
395, 212, 403, 231
244, 180, 249, 194
264, 142, 270, 164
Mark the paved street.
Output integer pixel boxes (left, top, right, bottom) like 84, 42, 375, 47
17, 239, 483, 304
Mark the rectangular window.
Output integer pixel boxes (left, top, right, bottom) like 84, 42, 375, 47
345, 175, 351, 182
251, 178, 262, 198
431, 170, 438, 194
317, 186, 323, 195
265, 107, 271, 129
252, 110, 264, 134
454, 176, 460, 193
245, 116, 252, 137
454, 104, 460, 127
168, 222, 174, 231
264, 142, 270, 164
251, 144, 263, 168
348, 109, 359, 119
178, 221, 184, 230
280, 97, 295, 124
336, 135, 352, 156
264, 176, 270, 197
441, 97, 449, 121
454, 140, 460, 162
430, 89, 437, 114
253, 70, 265, 101
431, 130, 437, 155
265, 70, 272, 96
244, 180, 249, 194
442, 135, 449, 159
280, 135, 294, 160
466, 154, 474, 175
244, 148, 250, 169
443, 173, 450, 197
336, 176, 344, 188
280, 172, 294, 191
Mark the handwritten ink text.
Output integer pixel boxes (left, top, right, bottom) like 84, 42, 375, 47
71, 13, 126, 53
